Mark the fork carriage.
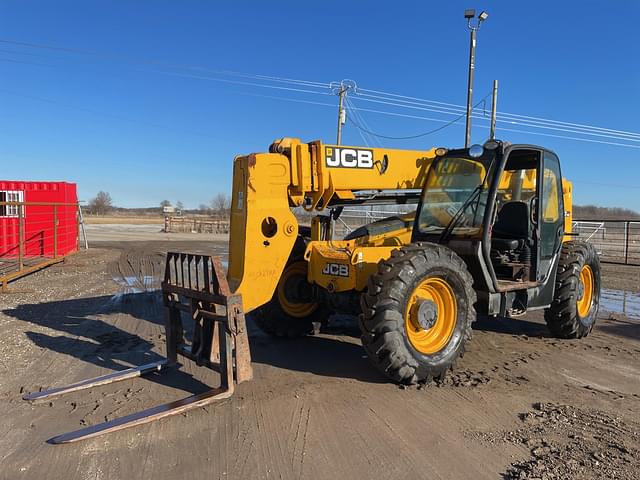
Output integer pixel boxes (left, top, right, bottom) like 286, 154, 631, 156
23, 252, 252, 444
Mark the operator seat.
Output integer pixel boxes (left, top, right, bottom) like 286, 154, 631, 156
491, 201, 531, 250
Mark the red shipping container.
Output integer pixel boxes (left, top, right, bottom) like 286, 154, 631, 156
0, 181, 78, 258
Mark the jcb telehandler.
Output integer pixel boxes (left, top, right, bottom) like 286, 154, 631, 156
232, 138, 600, 384
26, 137, 600, 443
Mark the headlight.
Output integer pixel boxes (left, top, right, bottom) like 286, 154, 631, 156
435, 147, 448, 156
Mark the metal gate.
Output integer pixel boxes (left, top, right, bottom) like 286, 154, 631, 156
573, 220, 640, 266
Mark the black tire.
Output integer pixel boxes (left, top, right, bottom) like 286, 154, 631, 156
251, 238, 330, 337
544, 241, 601, 338
360, 243, 477, 384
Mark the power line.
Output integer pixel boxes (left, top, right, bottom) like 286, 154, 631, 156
344, 97, 380, 147
0, 38, 332, 90
3, 36, 638, 143
349, 93, 640, 143
571, 180, 640, 190
346, 93, 492, 140
349, 100, 640, 149
1, 37, 638, 148
352, 90, 640, 142
140, 68, 330, 96
0, 57, 53, 67
358, 86, 640, 140
0, 88, 225, 139
481, 123, 640, 149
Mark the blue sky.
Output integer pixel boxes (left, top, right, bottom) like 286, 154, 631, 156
1, 1, 638, 209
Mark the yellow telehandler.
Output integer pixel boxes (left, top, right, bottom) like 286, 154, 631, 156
26, 137, 600, 442
229, 138, 600, 384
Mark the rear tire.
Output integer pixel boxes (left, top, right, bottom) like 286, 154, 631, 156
544, 241, 600, 338
251, 238, 330, 337
360, 243, 477, 385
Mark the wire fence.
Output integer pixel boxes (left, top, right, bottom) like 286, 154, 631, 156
0, 201, 86, 290
573, 220, 640, 266
164, 215, 230, 234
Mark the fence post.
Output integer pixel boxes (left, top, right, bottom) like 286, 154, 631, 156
53, 205, 58, 259
18, 202, 24, 271
76, 205, 81, 252
624, 221, 629, 265
77, 203, 89, 250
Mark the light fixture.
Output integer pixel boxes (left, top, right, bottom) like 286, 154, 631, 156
478, 11, 489, 22
468, 144, 484, 158
435, 148, 448, 156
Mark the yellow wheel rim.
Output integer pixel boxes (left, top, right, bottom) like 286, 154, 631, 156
404, 277, 457, 355
576, 264, 594, 318
277, 261, 317, 318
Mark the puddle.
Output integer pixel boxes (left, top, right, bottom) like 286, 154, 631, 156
600, 288, 640, 321
110, 275, 159, 303
114, 275, 157, 293
110, 255, 228, 304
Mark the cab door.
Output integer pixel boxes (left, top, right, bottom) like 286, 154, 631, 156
537, 151, 565, 281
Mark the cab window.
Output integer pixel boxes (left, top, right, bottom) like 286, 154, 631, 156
540, 152, 564, 258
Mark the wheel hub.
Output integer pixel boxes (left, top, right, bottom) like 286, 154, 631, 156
576, 264, 594, 318
277, 261, 318, 318
284, 275, 313, 304
404, 277, 457, 355
415, 299, 438, 330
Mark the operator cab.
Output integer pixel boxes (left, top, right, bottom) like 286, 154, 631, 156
413, 141, 566, 298
491, 149, 539, 285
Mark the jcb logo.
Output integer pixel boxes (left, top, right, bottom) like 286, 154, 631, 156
322, 263, 349, 277
325, 147, 374, 169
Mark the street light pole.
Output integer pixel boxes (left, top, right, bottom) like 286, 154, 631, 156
464, 9, 488, 148
465, 26, 477, 148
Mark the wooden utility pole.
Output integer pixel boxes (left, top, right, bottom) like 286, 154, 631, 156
336, 85, 348, 145
490, 79, 498, 139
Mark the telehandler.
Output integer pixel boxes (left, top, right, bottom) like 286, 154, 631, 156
231, 137, 600, 384
25, 137, 600, 443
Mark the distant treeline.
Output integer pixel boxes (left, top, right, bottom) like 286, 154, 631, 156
574, 205, 640, 220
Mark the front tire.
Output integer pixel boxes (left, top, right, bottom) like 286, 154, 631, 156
360, 243, 477, 384
544, 241, 601, 338
252, 243, 330, 337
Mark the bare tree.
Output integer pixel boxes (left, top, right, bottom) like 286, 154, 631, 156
176, 200, 184, 212
160, 200, 171, 208
198, 203, 210, 215
88, 191, 113, 215
211, 193, 230, 217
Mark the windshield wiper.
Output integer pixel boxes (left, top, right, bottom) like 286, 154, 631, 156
438, 184, 483, 243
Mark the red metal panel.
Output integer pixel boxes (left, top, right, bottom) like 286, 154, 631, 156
0, 181, 78, 259
59, 182, 79, 255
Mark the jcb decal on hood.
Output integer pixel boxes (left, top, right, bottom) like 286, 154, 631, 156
325, 147, 374, 169
322, 263, 349, 277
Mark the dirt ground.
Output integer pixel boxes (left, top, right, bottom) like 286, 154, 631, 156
0, 236, 638, 480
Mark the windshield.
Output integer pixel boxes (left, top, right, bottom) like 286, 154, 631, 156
417, 155, 494, 237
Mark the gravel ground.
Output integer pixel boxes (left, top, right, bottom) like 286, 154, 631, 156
0, 239, 638, 480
